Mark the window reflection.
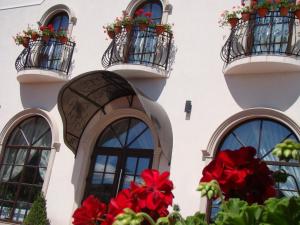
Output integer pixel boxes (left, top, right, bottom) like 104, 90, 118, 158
0, 116, 52, 223
84, 117, 154, 203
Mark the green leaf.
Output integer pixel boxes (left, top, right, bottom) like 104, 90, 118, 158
261, 197, 300, 225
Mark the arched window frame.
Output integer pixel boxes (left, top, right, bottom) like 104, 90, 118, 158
0, 109, 60, 223
38, 4, 77, 37
0, 109, 60, 194
204, 108, 300, 218
71, 107, 166, 210
125, 0, 171, 24
83, 116, 155, 203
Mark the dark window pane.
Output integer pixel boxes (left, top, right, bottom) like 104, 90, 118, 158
92, 172, 103, 185
106, 156, 117, 173
22, 167, 36, 184
39, 150, 50, 167
2, 148, 17, 164
13, 202, 30, 222
0, 116, 52, 222
84, 117, 154, 205
10, 166, 23, 182
103, 174, 115, 184
27, 149, 40, 166
0, 202, 13, 220
3, 184, 17, 201
37, 168, 46, 184
137, 158, 150, 175
15, 149, 28, 166
94, 155, 107, 172
97, 128, 122, 148
0, 165, 12, 182
125, 157, 137, 174
126, 120, 147, 146
128, 129, 154, 149
122, 175, 134, 189
7, 129, 27, 146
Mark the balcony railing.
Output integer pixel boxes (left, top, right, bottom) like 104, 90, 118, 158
221, 11, 300, 65
101, 26, 173, 71
15, 38, 75, 76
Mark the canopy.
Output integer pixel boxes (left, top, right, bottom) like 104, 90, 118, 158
57, 70, 173, 162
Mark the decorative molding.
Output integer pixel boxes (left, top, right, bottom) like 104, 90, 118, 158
206, 108, 300, 157
0, 108, 60, 195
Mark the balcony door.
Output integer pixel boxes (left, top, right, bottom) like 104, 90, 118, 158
84, 118, 154, 203
128, 0, 163, 65
39, 12, 69, 71
252, 0, 295, 54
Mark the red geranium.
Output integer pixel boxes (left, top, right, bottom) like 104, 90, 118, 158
200, 147, 276, 204
72, 195, 106, 225
73, 169, 174, 225
135, 8, 144, 16
144, 12, 152, 18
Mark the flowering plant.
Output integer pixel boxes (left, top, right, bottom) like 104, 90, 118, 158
200, 147, 276, 204
291, 0, 300, 11
72, 169, 174, 225
134, 9, 153, 25
276, 0, 292, 8
39, 24, 55, 37
73, 141, 300, 225
120, 11, 133, 27
253, 0, 273, 9
218, 7, 241, 27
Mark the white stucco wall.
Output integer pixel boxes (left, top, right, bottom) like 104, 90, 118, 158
1, 0, 300, 224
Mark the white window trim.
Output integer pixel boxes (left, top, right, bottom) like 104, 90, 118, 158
0, 108, 60, 194
206, 108, 300, 158
71, 107, 162, 213
38, 4, 77, 36
125, 0, 171, 24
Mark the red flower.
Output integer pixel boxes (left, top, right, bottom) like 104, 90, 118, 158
47, 24, 54, 32
144, 12, 152, 18
72, 195, 106, 225
135, 8, 144, 16
200, 147, 276, 204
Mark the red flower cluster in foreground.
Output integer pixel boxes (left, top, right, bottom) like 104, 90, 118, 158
72, 169, 174, 225
200, 147, 276, 204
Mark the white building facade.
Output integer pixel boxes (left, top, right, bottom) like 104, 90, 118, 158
0, 0, 300, 224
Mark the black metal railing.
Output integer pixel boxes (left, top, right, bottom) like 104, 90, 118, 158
15, 38, 75, 76
101, 26, 174, 71
221, 10, 300, 65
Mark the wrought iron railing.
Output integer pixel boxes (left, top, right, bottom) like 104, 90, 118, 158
221, 11, 300, 65
15, 38, 75, 76
101, 26, 174, 71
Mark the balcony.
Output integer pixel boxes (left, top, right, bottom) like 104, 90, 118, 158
101, 26, 174, 78
15, 38, 75, 83
221, 11, 300, 75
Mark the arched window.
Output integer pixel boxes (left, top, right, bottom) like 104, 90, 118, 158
209, 118, 300, 218
128, 0, 163, 65
252, 0, 295, 54
47, 11, 69, 32
134, 0, 163, 24
84, 117, 154, 203
0, 116, 52, 223
39, 11, 70, 71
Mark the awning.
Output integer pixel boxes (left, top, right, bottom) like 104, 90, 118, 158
57, 70, 173, 162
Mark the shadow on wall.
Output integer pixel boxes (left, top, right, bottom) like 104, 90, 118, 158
224, 72, 300, 111
129, 78, 166, 101
20, 83, 65, 110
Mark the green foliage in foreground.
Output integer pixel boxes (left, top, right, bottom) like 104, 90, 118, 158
213, 197, 300, 225
23, 193, 50, 225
